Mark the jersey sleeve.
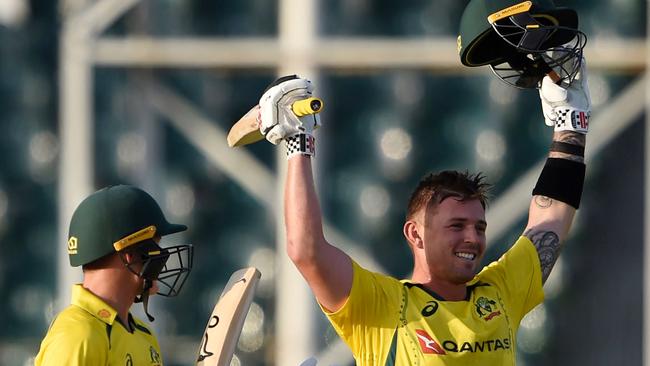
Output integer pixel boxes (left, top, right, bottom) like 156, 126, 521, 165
321, 261, 403, 361
476, 236, 545, 326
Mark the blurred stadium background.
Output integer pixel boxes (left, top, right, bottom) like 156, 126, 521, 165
0, 0, 647, 365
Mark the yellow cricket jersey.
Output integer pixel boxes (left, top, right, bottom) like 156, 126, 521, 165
35, 284, 163, 366
325, 236, 544, 366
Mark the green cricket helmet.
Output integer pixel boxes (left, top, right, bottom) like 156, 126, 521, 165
68, 185, 193, 299
458, 0, 586, 88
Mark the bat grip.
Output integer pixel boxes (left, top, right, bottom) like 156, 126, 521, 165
292, 97, 323, 117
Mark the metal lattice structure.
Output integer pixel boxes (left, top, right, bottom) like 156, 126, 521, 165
58, 0, 649, 365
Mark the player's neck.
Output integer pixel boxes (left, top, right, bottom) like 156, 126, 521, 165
411, 271, 468, 301
82, 268, 137, 323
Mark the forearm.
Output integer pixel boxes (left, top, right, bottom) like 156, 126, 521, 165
525, 131, 586, 282
285, 155, 327, 262
527, 130, 585, 235
284, 155, 352, 311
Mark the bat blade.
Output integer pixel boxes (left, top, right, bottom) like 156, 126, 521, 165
195, 267, 261, 366
226, 105, 263, 148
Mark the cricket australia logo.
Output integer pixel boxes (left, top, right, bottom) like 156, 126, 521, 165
475, 297, 501, 321
149, 346, 162, 365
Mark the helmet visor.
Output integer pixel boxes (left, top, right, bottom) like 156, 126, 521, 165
489, 13, 587, 88
123, 240, 194, 297
153, 244, 193, 297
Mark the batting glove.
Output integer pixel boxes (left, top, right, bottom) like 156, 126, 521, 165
259, 75, 321, 157
539, 58, 591, 134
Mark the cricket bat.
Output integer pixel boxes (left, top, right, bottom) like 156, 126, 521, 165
195, 267, 261, 366
226, 97, 323, 148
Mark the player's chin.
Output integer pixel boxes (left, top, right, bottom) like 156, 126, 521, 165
452, 263, 479, 282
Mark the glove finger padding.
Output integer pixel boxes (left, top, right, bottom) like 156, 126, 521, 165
259, 76, 319, 145
539, 58, 591, 133
264, 113, 320, 146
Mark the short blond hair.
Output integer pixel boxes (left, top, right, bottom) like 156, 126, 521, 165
406, 170, 491, 219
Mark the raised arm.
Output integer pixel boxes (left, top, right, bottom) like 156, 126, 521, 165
285, 156, 352, 312
524, 61, 591, 284
258, 76, 352, 312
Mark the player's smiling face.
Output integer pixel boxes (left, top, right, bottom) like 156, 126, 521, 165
422, 197, 487, 285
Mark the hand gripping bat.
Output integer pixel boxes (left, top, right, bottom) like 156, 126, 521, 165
226, 97, 323, 148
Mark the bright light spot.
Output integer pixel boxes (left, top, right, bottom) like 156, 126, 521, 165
238, 302, 265, 352
29, 130, 58, 165
518, 327, 547, 354
475, 130, 506, 163
0, 0, 29, 27
489, 78, 517, 105
587, 73, 610, 108
360, 185, 390, 218
520, 304, 547, 331
248, 248, 275, 298
117, 132, 147, 167
165, 183, 195, 218
518, 304, 549, 354
380, 128, 412, 161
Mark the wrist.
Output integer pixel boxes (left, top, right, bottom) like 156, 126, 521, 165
286, 133, 315, 160
553, 107, 590, 134
549, 131, 586, 162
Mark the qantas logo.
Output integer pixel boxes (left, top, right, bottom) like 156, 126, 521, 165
415, 330, 446, 354
415, 329, 511, 355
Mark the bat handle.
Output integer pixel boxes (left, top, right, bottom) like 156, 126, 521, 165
292, 97, 324, 117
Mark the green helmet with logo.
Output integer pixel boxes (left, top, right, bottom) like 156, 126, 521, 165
458, 0, 586, 88
68, 185, 187, 267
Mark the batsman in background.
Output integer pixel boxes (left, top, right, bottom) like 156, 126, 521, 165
256, 1, 590, 364
35, 185, 193, 365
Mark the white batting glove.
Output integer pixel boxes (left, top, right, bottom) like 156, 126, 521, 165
259, 75, 321, 145
539, 58, 591, 134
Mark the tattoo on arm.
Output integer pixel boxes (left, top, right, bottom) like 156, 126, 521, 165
550, 131, 586, 163
524, 228, 562, 284
534, 195, 553, 208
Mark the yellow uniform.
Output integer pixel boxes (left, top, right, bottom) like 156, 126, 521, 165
35, 284, 163, 366
325, 236, 544, 366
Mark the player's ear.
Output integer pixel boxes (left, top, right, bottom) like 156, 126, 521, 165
403, 220, 424, 249
120, 249, 140, 266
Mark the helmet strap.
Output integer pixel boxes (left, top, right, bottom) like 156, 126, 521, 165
134, 279, 156, 322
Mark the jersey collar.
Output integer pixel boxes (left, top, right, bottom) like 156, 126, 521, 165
71, 284, 118, 326
404, 277, 490, 302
